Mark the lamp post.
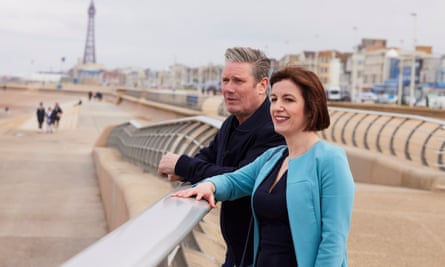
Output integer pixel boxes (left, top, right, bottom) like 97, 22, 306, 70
386, 49, 404, 105
351, 52, 357, 102
351, 26, 359, 103
397, 58, 404, 105
60, 57, 66, 73
409, 13, 417, 107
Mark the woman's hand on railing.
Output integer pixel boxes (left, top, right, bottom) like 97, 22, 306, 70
171, 182, 216, 208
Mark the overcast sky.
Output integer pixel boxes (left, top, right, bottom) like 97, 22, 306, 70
1, 0, 444, 76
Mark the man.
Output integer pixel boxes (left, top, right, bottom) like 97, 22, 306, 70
158, 47, 285, 267
36, 102, 45, 132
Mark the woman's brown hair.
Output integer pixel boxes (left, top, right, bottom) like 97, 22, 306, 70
270, 66, 330, 131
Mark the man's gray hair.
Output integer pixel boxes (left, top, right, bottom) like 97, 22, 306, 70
224, 47, 271, 83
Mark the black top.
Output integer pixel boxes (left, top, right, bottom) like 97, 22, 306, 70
253, 149, 297, 267
175, 99, 286, 266
36, 107, 45, 121
51, 106, 63, 121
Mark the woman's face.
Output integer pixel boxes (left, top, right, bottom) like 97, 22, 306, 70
269, 79, 306, 137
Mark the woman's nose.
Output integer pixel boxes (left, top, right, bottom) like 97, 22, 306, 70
271, 101, 283, 111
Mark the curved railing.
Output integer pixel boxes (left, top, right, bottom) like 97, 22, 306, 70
323, 107, 445, 171
107, 116, 221, 174
110, 108, 445, 173
107, 107, 445, 179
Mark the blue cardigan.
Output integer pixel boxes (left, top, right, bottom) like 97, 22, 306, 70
206, 141, 355, 267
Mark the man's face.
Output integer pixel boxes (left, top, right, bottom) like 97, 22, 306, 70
221, 62, 267, 124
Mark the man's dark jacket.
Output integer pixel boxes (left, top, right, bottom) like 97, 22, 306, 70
175, 98, 285, 266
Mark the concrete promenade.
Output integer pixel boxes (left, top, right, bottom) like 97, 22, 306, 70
0, 92, 133, 267
349, 183, 445, 266
0, 90, 444, 266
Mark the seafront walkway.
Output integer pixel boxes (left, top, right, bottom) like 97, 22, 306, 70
0, 90, 134, 267
0, 89, 444, 266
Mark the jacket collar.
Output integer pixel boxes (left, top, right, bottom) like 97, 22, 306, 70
231, 98, 271, 132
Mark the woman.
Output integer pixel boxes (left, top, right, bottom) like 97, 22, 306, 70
173, 67, 355, 267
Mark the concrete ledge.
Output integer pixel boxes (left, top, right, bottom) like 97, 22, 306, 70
94, 125, 116, 147
329, 101, 445, 120
201, 96, 225, 119
344, 145, 444, 191
119, 94, 201, 117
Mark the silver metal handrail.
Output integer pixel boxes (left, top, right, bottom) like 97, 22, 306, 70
61, 186, 210, 267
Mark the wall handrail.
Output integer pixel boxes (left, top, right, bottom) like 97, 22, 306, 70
62, 186, 210, 267
325, 107, 445, 172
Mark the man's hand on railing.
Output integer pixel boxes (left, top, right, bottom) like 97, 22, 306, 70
167, 174, 183, 182
158, 152, 181, 179
171, 182, 217, 208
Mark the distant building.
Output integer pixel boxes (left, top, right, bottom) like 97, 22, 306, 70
28, 72, 63, 83
71, 58, 106, 85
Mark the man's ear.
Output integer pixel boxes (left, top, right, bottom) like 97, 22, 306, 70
257, 77, 269, 95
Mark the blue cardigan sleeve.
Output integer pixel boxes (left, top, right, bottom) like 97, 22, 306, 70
205, 146, 284, 201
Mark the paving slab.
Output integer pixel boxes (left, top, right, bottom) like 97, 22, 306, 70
349, 183, 445, 267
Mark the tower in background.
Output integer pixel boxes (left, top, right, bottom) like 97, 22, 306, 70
83, 0, 96, 64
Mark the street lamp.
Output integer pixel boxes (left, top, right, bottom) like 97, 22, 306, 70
386, 48, 404, 105
351, 26, 359, 103
387, 14, 417, 106
409, 13, 417, 107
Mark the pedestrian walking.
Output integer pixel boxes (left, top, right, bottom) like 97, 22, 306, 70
36, 102, 45, 132
51, 103, 63, 130
46, 107, 53, 133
